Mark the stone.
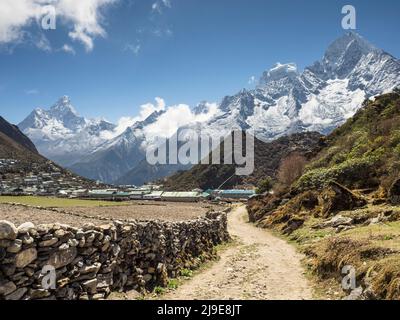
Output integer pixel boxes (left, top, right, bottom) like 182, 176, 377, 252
1, 263, 16, 276
336, 225, 355, 233
68, 239, 79, 247
79, 263, 101, 275
319, 182, 367, 217
29, 289, 51, 299
39, 237, 59, 247
15, 248, 37, 268
0, 220, 17, 240
143, 274, 153, 282
5, 287, 27, 300
25, 268, 35, 277
0, 280, 17, 296
0, 211, 228, 300
59, 243, 69, 251
76, 230, 85, 239
91, 293, 105, 300
96, 273, 113, 288
7, 239, 23, 253
324, 215, 354, 228
82, 279, 98, 294
17, 222, 35, 234
342, 286, 364, 300
111, 244, 121, 256
36, 225, 49, 234
54, 229, 66, 238
157, 263, 165, 273
47, 246, 77, 269
21, 234, 34, 245
0, 247, 6, 261
101, 242, 110, 252
0, 239, 11, 247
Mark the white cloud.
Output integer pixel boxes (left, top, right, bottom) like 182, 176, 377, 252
101, 97, 166, 139
0, 0, 117, 51
151, 0, 172, 14
101, 98, 219, 143
124, 42, 141, 56
143, 101, 218, 141
25, 89, 39, 95
61, 43, 75, 55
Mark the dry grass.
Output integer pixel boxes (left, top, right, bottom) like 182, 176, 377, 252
294, 218, 400, 300
0, 195, 129, 208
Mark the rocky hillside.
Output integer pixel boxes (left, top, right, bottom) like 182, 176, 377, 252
0, 116, 42, 161
163, 132, 325, 191
247, 90, 400, 300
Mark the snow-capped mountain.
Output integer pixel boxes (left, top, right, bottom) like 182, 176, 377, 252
200, 32, 400, 140
69, 110, 165, 183
18, 96, 116, 166
19, 32, 400, 184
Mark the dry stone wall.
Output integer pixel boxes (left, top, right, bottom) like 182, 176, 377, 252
0, 211, 229, 300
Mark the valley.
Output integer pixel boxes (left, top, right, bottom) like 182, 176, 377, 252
17, 32, 400, 186
1, 29, 400, 301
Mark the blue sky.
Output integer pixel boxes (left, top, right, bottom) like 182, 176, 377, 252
0, 0, 400, 124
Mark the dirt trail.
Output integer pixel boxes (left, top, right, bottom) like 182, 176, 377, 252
161, 205, 313, 300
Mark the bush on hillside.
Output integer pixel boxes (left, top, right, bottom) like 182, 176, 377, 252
277, 153, 307, 189
256, 176, 274, 194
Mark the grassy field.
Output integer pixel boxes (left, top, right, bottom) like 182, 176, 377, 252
0, 196, 129, 208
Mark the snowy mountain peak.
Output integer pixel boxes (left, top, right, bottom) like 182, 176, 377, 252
262, 63, 298, 82
311, 32, 383, 80
50, 95, 78, 116
325, 32, 379, 60
18, 96, 116, 166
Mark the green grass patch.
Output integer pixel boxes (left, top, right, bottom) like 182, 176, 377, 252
154, 286, 166, 295
180, 268, 193, 277
167, 279, 179, 290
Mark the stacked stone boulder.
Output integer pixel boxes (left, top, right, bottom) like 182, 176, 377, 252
0, 211, 229, 300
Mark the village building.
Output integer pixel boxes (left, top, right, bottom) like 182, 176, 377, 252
161, 191, 201, 203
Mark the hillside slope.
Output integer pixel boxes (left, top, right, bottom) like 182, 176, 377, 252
0, 116, 43, 161
0, 116, 97, 187
163, 132, 325, 191
0, 116, 39, 155
293, 89, 400, 193
247, 90, 400, 300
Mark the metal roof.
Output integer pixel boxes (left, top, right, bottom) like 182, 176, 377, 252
143, 191, 164, 197
218, 190, 256, 195
162, 192, 200, 198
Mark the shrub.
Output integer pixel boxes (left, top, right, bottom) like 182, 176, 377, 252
277, 153, 308, 188
294, 155, 380, 191
256, 176, 273, 194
